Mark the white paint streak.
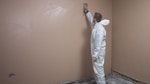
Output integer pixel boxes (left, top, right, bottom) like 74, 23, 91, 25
44, 5, 67, 18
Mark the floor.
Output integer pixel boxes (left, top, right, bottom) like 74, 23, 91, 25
60, 71, 146, 84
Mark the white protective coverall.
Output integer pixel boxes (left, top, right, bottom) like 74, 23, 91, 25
86, 12, 110, 84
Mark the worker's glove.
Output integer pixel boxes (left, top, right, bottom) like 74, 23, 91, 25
84, 8, 89, 14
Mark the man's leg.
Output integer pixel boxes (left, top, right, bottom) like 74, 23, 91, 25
93, 63, 106, 84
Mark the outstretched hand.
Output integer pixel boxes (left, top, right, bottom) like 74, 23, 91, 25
83, 3, 88, 14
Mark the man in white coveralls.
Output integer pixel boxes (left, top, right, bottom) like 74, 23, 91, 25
84, 5, 110, 84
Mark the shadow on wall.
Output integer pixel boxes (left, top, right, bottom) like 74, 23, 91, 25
80, 16, 94, 78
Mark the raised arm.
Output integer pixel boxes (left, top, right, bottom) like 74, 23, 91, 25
86, 12, 94, 27
84, 8, 94, 28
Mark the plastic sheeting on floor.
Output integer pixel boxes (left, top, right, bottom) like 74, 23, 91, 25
60, 71, 145, 84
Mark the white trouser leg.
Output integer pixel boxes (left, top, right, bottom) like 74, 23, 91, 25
92, 48, 106, 84
93, 64, 106, 84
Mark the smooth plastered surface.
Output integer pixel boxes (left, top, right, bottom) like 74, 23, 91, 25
0, 0, 112, 84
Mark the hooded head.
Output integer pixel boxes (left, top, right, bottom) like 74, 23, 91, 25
93, 12, 110, 26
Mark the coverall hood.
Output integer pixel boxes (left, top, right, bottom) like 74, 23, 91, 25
100, 19, 110, 26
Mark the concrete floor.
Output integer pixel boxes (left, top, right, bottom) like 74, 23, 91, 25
60, 71, 145, 84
